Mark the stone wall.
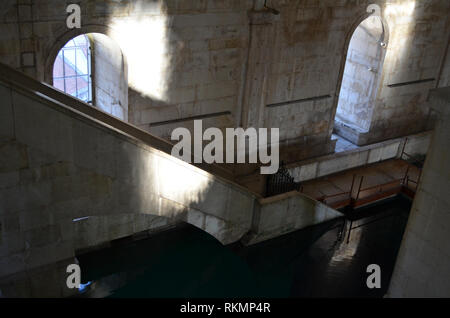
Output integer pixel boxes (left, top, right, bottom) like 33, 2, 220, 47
0, 68, 353, 297
288, 130, 431, 183
388, 87, 450, 297
0, 77, 256, 279
264, 0, 450, 148
438, 41, 450, 88
237, 130, 431, 195
0, 68, 351, 294
243, 191, 342, 245
0, 0, 448, 160
367, 0, 450, 144
91, 33, 128, 121
0, 0, 250, 138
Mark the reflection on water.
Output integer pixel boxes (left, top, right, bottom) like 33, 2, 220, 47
76, 196, 411, 298
76, 224, 260, 298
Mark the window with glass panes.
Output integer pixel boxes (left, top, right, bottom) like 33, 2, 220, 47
53, 34, 92, 104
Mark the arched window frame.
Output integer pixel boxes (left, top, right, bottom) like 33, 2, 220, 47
330, 12, 390, 146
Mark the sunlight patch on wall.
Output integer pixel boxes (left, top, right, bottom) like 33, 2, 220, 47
383, 0, 417, 73
157, 156, 212, 215
107, 2, 169, 102
385, 1, 416, 17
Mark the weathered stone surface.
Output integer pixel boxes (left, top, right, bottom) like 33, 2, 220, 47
0, 75, 349, 297
244, 192, 342, 245
0, 79, 257, 283
92, 33, 128, 122
287, 131, 431, 183
388, 87, 450, 297
1, 0, 446, 157
0, 0, 449, 298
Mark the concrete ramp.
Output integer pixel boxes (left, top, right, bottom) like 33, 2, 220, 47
0, 63, 342, 296
0, 63, 255, 277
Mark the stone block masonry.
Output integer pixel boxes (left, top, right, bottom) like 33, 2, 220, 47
388, 87, 450, 297
0, 0, 450, 297
0, 0, 448, 162
0, 66, 342, 297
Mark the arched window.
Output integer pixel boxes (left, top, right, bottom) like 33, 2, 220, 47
53, 34, 92, 103
334, 16, 387, 146
51, 33, 128, 121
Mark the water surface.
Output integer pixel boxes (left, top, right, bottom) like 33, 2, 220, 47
77, 196, 411, 298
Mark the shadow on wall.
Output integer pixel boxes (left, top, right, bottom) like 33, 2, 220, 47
333, 0, 448, 145
0, 71, 257, 296
90, 33, 128, 122
368, 1, 440, 139
105, 0, 239, 140
21, 0, 251, 269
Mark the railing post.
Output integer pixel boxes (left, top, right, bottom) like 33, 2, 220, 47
416, 171, 422, 190
347, 220, 353, 244
356, 176, 364, 202
403, 165, 410, 185
350, 174, 356, 199
400, 137, 408, 160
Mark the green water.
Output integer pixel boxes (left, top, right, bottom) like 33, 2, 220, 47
77, 196, 411, 298
78, 223, 263, 298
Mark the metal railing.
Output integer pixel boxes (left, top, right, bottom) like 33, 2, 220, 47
339, 163, 422, 243
400, 137, 426, 168
265, 163, 302, 197
314, 162, 422, 210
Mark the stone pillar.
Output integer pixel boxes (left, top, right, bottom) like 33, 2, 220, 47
387, 87, 450, 297
240, 7, 279, 129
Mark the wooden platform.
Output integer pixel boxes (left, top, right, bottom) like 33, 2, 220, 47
300, 159, 422, 209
